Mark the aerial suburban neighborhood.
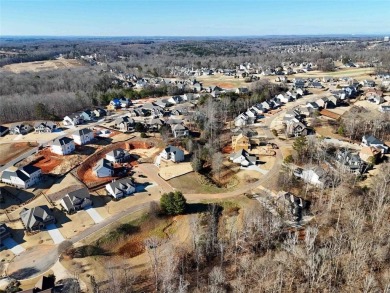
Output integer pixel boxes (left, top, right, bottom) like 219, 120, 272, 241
0, 1, 390, 291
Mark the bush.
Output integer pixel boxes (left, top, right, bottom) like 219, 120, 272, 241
140, 132, 147, 138
284, 154, 294, 164
160, 191, 187, 215
271, 129, 278, 137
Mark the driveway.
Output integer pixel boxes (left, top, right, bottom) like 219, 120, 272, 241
84, 206, 104, 224
2, 238, 25, 255
137, 163, 174, 193
243, 165, 269, 175
46, 224, 65, 244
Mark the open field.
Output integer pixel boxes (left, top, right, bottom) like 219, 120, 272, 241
1, 59, 83, 73
196, 73, 250, 89
294, 67, 375, 79
0, 142, 36, 166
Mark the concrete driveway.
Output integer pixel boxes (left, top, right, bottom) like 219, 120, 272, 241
46, 224, 65, 244
84, 206, 104, 224
2, 238, 25, 255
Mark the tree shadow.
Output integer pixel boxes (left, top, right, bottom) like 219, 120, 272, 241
186, 203, 211, 214
8, 267, 39, 279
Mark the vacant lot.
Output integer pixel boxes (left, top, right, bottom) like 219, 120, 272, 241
0, 142, 36, 165
1, 59, 83, 73
196, 73, 250, 89
295, 67, 375, 80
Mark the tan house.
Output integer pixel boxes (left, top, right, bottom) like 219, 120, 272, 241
232, 134, 251, 152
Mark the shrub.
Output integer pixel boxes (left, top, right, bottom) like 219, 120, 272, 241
160, 191, 187, 215
140, 132, 147, 138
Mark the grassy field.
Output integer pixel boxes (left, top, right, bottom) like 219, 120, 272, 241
196, 74, 250, 89
294, 67, 375, 79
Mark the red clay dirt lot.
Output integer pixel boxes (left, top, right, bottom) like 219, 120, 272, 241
77, 140, 153, 187
0, 142, 37, 166
32, 148, 64, 173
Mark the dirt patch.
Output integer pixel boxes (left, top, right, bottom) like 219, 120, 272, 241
0, 142, 36, 165
1, 59, 83, 73
76, 140, 154, 188
32, 149, 64, 173
222, 144, 233, 154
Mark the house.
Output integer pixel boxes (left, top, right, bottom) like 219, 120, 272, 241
51, 137, 75, 155
160, 145, 185, 162
306, 102, 319, 110
282, 192, 311, 222
361, 135, 388, 153
9, 123, 32, 135
193, 82, 202, 92
235, 87, 249, 94
34, 121, 57, 133
293, 167, 331, 188
106, 178, 136, 199
0, 223, 11, 242
148, 118, 165, 132
285, 120, 308, 137
229, 149, 257, 167
80, 109, 95, 121
106, 148, 131, 163
93, 158, 114, 177
20, 205, 55, 231
60, 187, 92, 214
72, 128, 94, 145
114, 116, 135, 132
277, 93, 292, 104
308, 81, 323, 89
232, 133, 251, 152
367, 95, 384, 105
1, 165, 42, 189
234, 113, 251, 127
109, 98, 121, 109
293, 78, 305, 89
336, 149, 366, 173
171, 124, 189, 138
168, 95, 184, 105
0, 125, 9, 137
379, 104, 390, 113
31, 275, 56, 293
93, 108, 107, 118
119, 97, 132, 108
261, 101, 272, 110
362, 80, 375, 87
326, 95, 339, 108
315, 97, 329, 109
63, 113, 83, 127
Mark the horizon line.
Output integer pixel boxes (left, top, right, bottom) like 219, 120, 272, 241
1, 33, 389, 38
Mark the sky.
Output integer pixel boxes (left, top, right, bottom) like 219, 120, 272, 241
1, 0, 389, 37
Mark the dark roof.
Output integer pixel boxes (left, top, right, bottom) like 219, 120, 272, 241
35, 275, 55, 291
73, 128, 93, 136
20, 205, 53, 229
53, 137, 74, 146
22, 165, 41, 175
164, 145, 183, 154
363, 135, 383, 145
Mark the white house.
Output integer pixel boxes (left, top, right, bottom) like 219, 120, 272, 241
93, 158, 114, 177
361, 135, 388, 153
171, 124, 189, 138
229, 149, 257, 167
72, 128, 94, 145
105, 178, 136, 199
293, 167, 329, 188
1, 165, 42, 189
51, 137, 75, 155
106, 148, 131, 163
160, 146, 185, 162
63, 113, 83, 127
